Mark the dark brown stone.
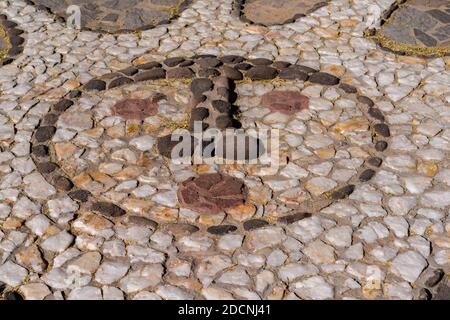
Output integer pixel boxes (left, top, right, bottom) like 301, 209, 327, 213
137, 62, 162, 70
212, 100, 232, 114
216, 87, 230, 99
198, 68, 221, 77
309, 72, 340, 85
247, 66, 278, 80
220, 55, 245, 64
179, 60, 195, 67
178, 173, 247, 214
359, 169, 376, 182
357, 95, 375, 107
35, 126, 56, 142
190, 78, 214, 98
191, 108, 210, 121
37, 162, 58, 174
278, 67, 308, 81
84, 79, 106, 91
111, 98, 159, 120
235, 63, 253, 70
119, 67, 138, 76
221, 66, 243, 80
207, 225, 238, 235
32, 145, 49, 157
339, 83, 358, 94
368, 108, 385, 122
375, 141, 388, 152
278, 212, 312, 225
197, 57, 222, 68
43, 114, 59, 125
367, 157, 383, 167
243, 219, 269, 231
272, 61, 291, 69
330, 185, 355, 200
109, 76, 134, 89
434, 281, 450, 300
249, 58, 272, 65
167, 67, 195, 79
164, 57, 185, 67
68, 190, 91, 202
3, 291, 23, 300
126, 216, 158, 229
374, 123, 391, 137
216, 115, 234, 129
92, 202, 126, 217
53, 99, 74, 112
164, 223, 200, 237
54, 176, 74, 191
261, 90, 309, 115
424, 269, 445, 287
68, 90, 82, 98
134, 68, 166, 81
157, 134, 195, 159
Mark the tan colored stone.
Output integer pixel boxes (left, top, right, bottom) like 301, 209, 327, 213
226, 204, 257, 222
333, 118, 369, 134
54, 142, 79, 161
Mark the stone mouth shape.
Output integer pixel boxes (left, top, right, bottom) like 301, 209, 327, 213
235, 0, 329, 26
177, 173, 248, 214
261, 90, 309, 115
367, 0, 450, 57
29, 0, 191, 33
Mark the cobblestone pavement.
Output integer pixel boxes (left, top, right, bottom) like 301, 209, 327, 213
373, 0, 450, 56
0, 0, 449, 300
29, 0, 190, 33
236, 0, 329, 26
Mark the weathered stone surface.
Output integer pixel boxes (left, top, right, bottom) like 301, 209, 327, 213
111, 98, 159, 120
261, 90, 309, 115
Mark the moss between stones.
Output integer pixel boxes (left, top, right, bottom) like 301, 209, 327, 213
0, 24, 11, 62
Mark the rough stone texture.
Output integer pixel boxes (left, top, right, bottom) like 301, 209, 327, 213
261, 90, 309, 115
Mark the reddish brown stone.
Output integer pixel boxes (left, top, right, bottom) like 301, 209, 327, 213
177, 173, 247, 214
261, 90, 309, 115
111, 98, 159, 120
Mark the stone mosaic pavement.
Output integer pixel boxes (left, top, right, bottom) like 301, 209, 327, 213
0, 0, 449, 300
236, 0, 329, 26
29, 0, 190, 33
373, 0, 450, 56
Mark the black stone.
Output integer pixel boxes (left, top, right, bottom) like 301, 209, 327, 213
330, 185, 356, 200
414, 29, 437, 47
359, 169, 376, 182
4, 291, 23, 300
191, 107, 210, 121
43, 113, 59, 125
179, 60, 195, 67
68, 90, 82, 98
32, 145, 49, 157
157, 134, 195, 159
279, 67, 309, 81
367, 157, 383, 167
137, 62, 162, 70
309, 72, 340, 85
0, 281, 5, 294
109, 76, 134, 89
198, 57, 222, 69
247, 66, 278, 80
357, 95, 375, 107
134, 68, 166, 81
84, 79, 106, 91
35, 126, 56, 142
272, 61, 291, 69
207, 225, 238, 235
54, 176, 74, 191
278, 212, 312, 224
68, 190, 91, 202
167, 67, 195, 79
374, 123, 391, 137
243, 219, 269, 231
368, 108, 385, 122
339, 83, 358, 94
212, 100, 232, 114
198, 68, 221, 77
220, 55, 245, 64
9, 36, 24, 46
190, 78, 214, 98
120, 67, 138, 76
375, 141, 388, 152
235, 63, 252, 70
164, 57, 185, 67
221, 66, 243, 80
37, 162, 58, 174
54, 99, 74, 112
249, 58, 272, 65
424, 269, 445, 287
92, 202, 126, 217
216, 115, 234, 129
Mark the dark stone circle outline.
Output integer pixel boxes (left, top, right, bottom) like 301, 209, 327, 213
0, 14, 25, 66
24, 0, 193, 34
232, 0, 330, 27
364, 0, 450, 58
30, 54, 392, 237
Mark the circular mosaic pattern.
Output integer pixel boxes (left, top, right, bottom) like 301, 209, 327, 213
233, 0, 329, 26
367, 0, 450, 57
28, 0, 191, 33
30, 55, 392, 235
0, 15, 24, 66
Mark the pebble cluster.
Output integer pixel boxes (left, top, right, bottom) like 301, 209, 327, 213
0, 0, 448, 300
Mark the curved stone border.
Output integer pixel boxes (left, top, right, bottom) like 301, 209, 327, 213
232, 0, 330, 27
0, 15, 25, 66
26, 0, 192, 34
365, 0, 450, 58
30, 54, 391, 235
